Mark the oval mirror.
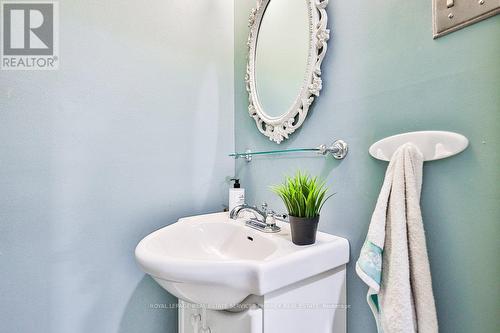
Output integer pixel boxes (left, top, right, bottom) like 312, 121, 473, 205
246, 0, 330, 143
255, 0, 309, 118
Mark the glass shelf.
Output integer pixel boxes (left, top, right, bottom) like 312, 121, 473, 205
229, 148, 319, 160
229, 140, 348, 162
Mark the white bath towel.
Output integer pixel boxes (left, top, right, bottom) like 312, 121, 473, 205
356, 143, 438, 333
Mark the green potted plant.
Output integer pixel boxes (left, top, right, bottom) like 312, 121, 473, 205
271, 172, 334, 245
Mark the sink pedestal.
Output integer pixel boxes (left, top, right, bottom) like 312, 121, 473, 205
179, 265, 347, 333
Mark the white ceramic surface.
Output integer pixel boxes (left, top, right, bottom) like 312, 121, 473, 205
369, 130, 469, 161
135, 212, 349, 308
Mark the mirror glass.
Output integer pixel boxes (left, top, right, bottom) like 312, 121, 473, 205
255, 0, 310, 118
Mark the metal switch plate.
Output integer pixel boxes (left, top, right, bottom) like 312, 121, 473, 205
433, 0, 500, 38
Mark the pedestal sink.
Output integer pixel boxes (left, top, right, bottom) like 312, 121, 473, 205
135, 212, 350, 332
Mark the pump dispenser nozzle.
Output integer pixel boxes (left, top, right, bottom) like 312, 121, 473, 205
230, 178, 241, 188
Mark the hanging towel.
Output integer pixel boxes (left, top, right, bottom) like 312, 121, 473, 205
356, 143, 438, 333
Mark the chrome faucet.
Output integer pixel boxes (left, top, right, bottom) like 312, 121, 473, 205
229, 203, 286, 233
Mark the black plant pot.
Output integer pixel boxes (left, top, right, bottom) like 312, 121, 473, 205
289, 215, 319, 245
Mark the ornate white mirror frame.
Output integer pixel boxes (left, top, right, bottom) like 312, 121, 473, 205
245, 0, 330, 144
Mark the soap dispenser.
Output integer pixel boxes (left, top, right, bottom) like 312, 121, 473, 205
229, 178, 245, 212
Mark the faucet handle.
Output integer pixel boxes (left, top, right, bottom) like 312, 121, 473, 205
265, 209, 278, 223
261, 202, 268, 213
273, 212, 288, 222
264, 210, 282, 232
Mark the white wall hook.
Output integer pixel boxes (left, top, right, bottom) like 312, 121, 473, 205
369, 131, 469, 162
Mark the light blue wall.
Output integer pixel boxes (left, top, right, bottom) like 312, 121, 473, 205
1, 1, 498, 332
234, 1, 500, 332
0, 1, 233, 332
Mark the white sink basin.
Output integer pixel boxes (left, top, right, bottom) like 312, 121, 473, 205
135, 212, 349, 309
